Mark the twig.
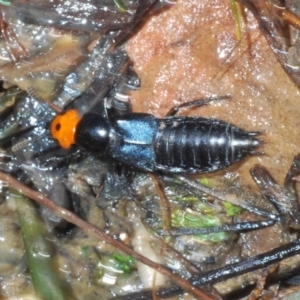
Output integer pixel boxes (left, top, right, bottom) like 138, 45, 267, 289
0, 171, 214, 300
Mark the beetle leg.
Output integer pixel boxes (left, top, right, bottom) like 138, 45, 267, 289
165, 95, 231, 116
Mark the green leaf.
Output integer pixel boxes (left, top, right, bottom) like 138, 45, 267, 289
223, 201, 243, 217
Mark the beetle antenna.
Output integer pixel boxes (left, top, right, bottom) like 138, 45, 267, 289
11, 131, 48, 152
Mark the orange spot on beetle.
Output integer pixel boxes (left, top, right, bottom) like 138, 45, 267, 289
50, 109, 81, 149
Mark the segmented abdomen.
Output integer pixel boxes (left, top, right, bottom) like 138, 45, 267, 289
154, 117, 261, 174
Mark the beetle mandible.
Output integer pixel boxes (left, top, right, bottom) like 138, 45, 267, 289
50, 96, 262, 174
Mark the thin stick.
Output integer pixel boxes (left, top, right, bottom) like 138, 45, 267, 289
150, 174, 171, 231
273, 5, 300, 31
0, 171, 214, 300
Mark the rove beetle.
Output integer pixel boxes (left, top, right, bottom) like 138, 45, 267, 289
50, 96, 262, 174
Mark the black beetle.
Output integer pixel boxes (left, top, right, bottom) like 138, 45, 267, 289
50, 96, 262, 174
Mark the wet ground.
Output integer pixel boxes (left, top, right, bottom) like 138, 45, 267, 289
1, 0, 300, 299
126, 1, 300, 296
127, 0, 300, 188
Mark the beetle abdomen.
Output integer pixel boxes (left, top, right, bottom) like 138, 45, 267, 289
154, 117, 261, 174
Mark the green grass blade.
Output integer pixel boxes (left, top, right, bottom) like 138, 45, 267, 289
230, 0, 242, 40
10, 190, 69, 300
0, 0, 11, 6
